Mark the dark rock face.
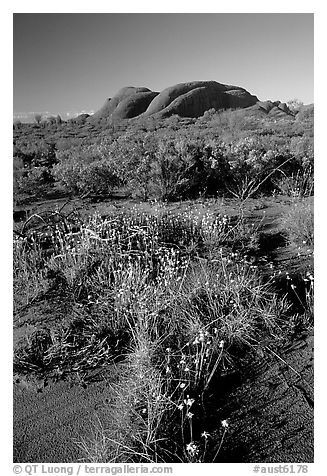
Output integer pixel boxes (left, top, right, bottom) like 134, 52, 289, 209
70, 113, 90, 124
143, 81, 258, 118
90, 81, 258, 122
90, 87, 158, 122
254, 100, 294, 117
112, 91, 159, 120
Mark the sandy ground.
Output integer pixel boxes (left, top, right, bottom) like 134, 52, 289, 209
14, 371, 115, 462
13, 334, 313, 463
218, 333, 314, 462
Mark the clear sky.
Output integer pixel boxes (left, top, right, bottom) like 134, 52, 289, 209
13, 13, 314, 119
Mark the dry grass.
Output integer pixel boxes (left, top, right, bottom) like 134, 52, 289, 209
279, 197, 313, 248
13, 201, 312, 462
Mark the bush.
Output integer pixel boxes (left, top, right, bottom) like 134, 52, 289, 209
53, 157, 122, 195
16, 107, 313, 202
14, 165, 54, 196
279, 198, 314, 247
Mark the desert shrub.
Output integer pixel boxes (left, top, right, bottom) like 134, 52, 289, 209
52, 158, 86, 193
149, 138, 231, 200
289, 135, 314, 169
79, 160, 123, 194
34, 113, 42, 124
14, 106, 314, 202
14, 165, 54, 196
279, 198, 314, 248
53, 138, 123, 194
14, 309, 127, 375
272, 165, 314, 197
295, 105, 314, 123
150, 139, 199, 200
103, 133, 157, 199
13, 157, 25, 191
13, 234, 49, 309
53, 158, 122, 195
52, 131, 313, 201
224, 137, 279, 199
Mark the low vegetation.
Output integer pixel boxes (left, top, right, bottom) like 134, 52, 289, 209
13, 200, 313, 462
13, 104, 314, 462
13, 107, 313, 203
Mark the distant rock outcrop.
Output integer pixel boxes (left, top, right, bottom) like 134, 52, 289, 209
90, 81, 258, 122
69, 113, 90, 124
143, 81, 258, 118
90, 87, 159, 122
250, 100, 294, 118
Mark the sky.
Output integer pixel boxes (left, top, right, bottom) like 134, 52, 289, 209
13, 13, 314, 120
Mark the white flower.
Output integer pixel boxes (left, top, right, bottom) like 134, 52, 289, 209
201, 431, 210, 439
219, 340, 225, 348
186, 441, 199, 456
180, 383, 186, 389
177, 403, 184, 410
184, 397, 195, 407
186, 412, 194, 419
221, 419, 229, 428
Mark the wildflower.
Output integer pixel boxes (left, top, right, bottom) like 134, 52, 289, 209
141, 408, 147, 414
219, 340, 225, 348
186, 412, 194, 419
201, 431, 211, 439
221, 419, 229, 428
177, 403, 184, 410
186, 441, 199, 457
184, 397, 195, 407
180, 383, 186, 389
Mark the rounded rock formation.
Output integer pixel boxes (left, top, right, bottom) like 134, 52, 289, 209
90, 81, 259, 122
143, 81, 258, 118
89, 87, 159, 122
